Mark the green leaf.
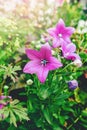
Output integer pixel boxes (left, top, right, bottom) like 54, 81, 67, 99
80, 123, 87, 128
0, 99, 29, 127
4, 109, 10, 118
10, 110, 17, 127
53, 126, 63, 130
42, 107, 52, 125
38, 86, 51, 100
59, 116, 65, 125
12, 109, 29, 121
82, 108, 87, 117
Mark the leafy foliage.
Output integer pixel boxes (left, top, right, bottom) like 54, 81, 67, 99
0, 0, 87, 130
0, 99, 29, 127
0, 64, 21, 83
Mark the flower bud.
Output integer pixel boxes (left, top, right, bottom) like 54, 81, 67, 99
4, 85, 9, 90
52, 50, 56, 55
73, 59, 82, 67
4, 85, 9, 96
68, 80, 78, 90
26, 79, 33, 85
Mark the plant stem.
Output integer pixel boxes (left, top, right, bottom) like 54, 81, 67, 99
0, 80, 5, 96
61, 62, 73, 72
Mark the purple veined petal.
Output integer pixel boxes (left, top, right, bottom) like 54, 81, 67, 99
66, 53, 81, 61
52, 37, 64, 48
47, 28, 57, 37
47, 57, 63, 70
65, 27, 75, 36
25, 49, 41, 60
23, 60, 41, 74
36, 66, 49, 83
61, 41, 69, 52
56, 18, 65, 33
62, 36, 71, 43
66, 43, 76, 53
61, 42, 76, 53
40, 43, 52, 60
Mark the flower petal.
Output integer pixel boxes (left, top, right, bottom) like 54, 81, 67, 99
62, 36, 71, 43
47, 57, 63, 70
65, 27, 75, 36
61, 42, 76, 53
25, 49, 40, 60
47, 28, 57, 37
66, 43, 76, 53
53, 37, 64, 48
66, 53, 81, 61
61, 41, 69, 53
0, 104, 4, 109
56, 18, 65, 33
23, 60, 40, 74
40, 43, 52, 60
36, 67, 49, 83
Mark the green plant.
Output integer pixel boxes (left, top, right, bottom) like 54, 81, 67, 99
0, 99, 29, 127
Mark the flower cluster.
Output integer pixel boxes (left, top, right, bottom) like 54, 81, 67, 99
23, 19, 82, 83
47, 19, 81, 61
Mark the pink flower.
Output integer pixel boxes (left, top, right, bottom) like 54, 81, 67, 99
0, 104, 4, 109
61, 42, 80, 60
47, 19, 75, 48
23, 43, 63, 83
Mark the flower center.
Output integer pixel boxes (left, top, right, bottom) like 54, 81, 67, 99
58, 33, 62, 38
41, 59, 48, 66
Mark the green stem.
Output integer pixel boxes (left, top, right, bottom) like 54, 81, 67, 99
0, 80, 6, 96
61, 62, 73, 72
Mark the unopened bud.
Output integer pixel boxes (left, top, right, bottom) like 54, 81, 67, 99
4, 85, 9, 90
4, 85, 9, 96
52, 50, 56, 55
68, 80, 78, 90
73, 59, 82, 67
26, 79, 33, 85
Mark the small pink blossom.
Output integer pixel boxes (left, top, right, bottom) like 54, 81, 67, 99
47, 19, 75, 48
23, 43, 63, 83
0, 104, 4, 109
61, 42, 80, 60
0, 96, 11, 109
